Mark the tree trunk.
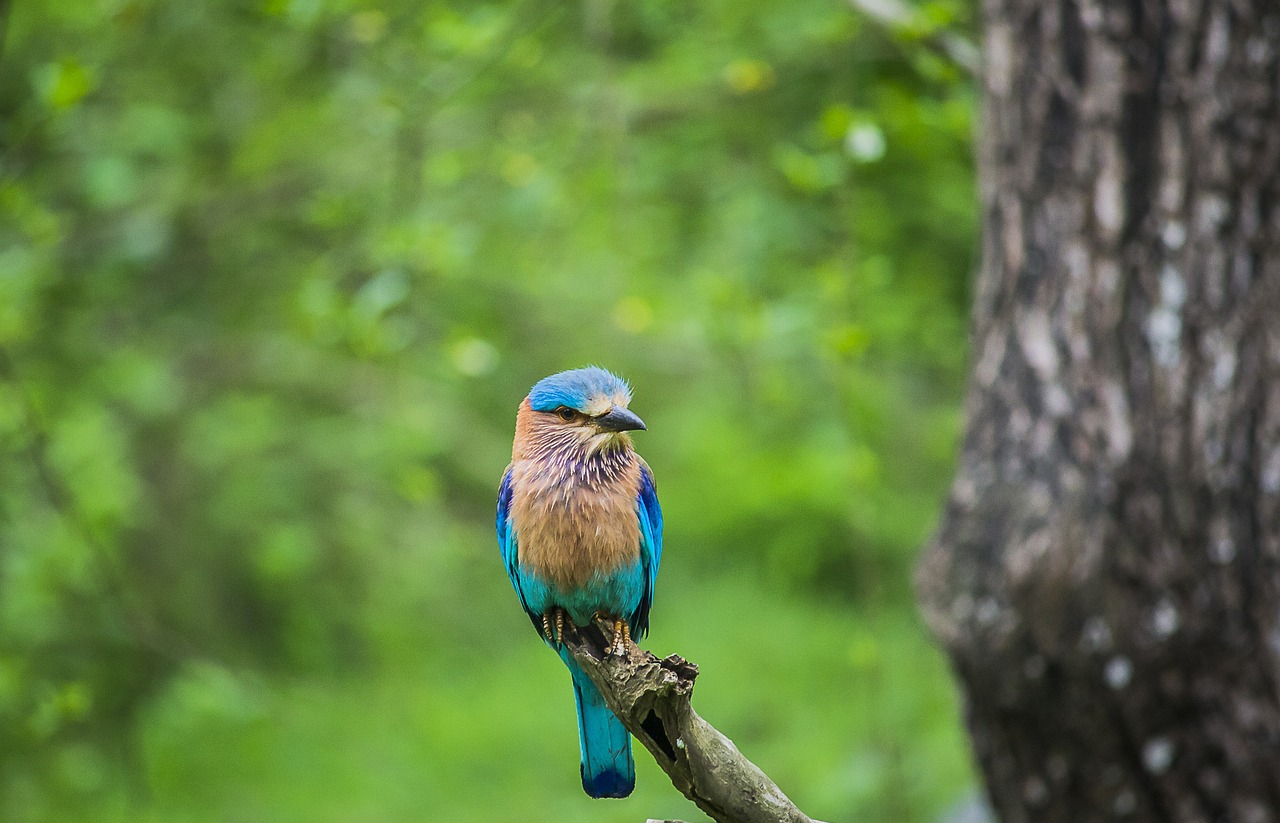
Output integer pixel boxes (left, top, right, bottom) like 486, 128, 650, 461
916, 0, 1280, 821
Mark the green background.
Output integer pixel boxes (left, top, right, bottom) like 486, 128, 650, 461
0, 0, 977, 820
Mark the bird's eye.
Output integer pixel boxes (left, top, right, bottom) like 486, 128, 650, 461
556, 407, 577, 422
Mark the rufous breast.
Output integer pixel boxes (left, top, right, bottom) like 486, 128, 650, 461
510, 455, 642, 592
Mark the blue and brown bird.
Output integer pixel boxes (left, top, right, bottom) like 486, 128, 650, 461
496, 366, 663, 798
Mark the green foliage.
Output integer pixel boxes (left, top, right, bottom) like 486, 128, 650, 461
0, 0, 976, 819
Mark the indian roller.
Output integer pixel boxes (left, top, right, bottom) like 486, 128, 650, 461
496, 366, 663, 798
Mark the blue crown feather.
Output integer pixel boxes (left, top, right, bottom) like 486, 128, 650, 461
528, 366, 631, 412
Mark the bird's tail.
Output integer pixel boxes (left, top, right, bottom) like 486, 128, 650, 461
558, 647, 635, 798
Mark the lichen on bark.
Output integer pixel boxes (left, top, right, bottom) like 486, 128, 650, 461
918, 0, 1280, 819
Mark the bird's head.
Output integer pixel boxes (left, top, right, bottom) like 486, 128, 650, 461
518, 366, 646, 455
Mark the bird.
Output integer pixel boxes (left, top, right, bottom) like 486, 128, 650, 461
496, 366, 663, 799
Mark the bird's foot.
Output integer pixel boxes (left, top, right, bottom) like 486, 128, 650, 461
541, 608, 566, 645
608, 619, 630, 657
589, 613, 631, 656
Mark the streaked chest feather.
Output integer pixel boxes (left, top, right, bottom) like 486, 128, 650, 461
510, 451, 641, 591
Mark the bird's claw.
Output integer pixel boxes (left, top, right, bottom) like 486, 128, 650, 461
608, 619, 630, 657
541, 608, 566, 645
589, 613, 631, 656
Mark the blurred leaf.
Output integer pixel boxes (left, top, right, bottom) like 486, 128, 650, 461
32, 58, 93, 109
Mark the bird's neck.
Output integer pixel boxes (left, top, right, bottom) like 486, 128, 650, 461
522, 435, 635, 491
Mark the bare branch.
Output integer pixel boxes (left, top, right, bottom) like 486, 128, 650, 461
847, 0, 978, 76
561, 620, 821, 823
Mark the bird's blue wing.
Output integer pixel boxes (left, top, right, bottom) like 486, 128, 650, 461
497, 465, 540, 629
496, 465, 516, 572
631, 459, 663, 639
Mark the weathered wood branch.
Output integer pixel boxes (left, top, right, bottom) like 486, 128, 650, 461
561, 620, 820, 823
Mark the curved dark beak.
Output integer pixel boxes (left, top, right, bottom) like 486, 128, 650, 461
595, 406, 646, 432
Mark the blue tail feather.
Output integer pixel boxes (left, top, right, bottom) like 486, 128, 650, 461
559, 648, 634, 798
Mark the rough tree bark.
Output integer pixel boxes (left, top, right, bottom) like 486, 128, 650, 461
561, 620, 819, 823
917, 0, 1280, 821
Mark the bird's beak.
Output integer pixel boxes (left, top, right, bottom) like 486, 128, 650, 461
594, 406, 646, 432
